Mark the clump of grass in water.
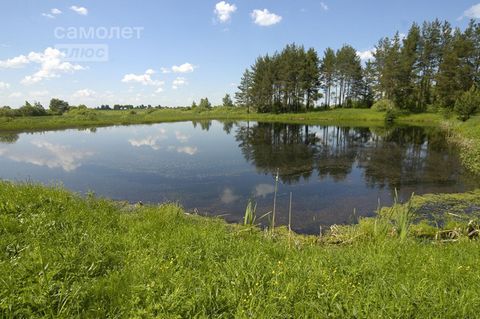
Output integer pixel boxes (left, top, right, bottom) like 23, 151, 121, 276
243, 199, 257, 226
381, 190, 415, 241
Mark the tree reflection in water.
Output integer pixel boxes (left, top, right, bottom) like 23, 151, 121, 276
235, 122, 468, 191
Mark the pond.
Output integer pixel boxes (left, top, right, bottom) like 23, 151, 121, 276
0, 120, 478, 234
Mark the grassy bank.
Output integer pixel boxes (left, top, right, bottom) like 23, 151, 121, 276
0, 107, 445, 132
443, 116, 480, 174
1, 181, 480, 318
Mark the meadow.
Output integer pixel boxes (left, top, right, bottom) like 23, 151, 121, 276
1, 181, 480, 318
0, 107, 443, 132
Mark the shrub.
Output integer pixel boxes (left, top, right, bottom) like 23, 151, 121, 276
18, 101, 47, 116
371, 99, 395, 112
0, 106, 15, 118
384, 107, 399, 123
49, 98, 70, 114
454, 86, 480, 121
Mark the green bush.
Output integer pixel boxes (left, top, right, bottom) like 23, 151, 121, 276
454, 86, 480, 121
0, 106, 15, 118
18, 101, 47, 116
371, 99, 395, 112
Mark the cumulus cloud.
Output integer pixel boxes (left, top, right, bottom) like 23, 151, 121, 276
320, 2, 329, 11
356, 48, 376, 61
0, 47, 85, 85
251, 9, 282, 26
70, 5, 88, 15
121, 69, 165, 87
220, 187, 240, 204
160, 67, 171, 74
176, 146, 198, 155
72, 88, 96, 99
42, 8, 62, 18
175, 131, 190, 143
128, 128, 167, 150
42, 13, 55, 19
0, 82, 10, 90
0, 140, 93, 172
172, 77, 187, 90
214, 1, 237, 23
172, 63, 195, 73
254, 183, 275, 198
0, 55, 30, 68
129, 136, 162, 150
460, 3, 480, 19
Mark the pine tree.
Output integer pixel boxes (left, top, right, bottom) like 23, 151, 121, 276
320, 48, 336, 108
235, 69, 253, 112
394, 23, 421, 111
222, 94, 234, 107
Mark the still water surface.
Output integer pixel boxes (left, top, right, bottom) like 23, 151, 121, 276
0, 120, 477, 234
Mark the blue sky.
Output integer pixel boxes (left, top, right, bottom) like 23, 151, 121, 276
0, 0, 479, 107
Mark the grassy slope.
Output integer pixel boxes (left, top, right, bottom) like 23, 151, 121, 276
1, 182, 480, 318
443, 116, 480, 174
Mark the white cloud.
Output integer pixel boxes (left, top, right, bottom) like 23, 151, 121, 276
175, 131, 190, 143
320, 2, 328, 11
72, 88, 96, 99
460, 3, 480, 19
70, 5, 88, 15
129, 136, 162, 150
121, 69, 165, 87
160, 67, 171, 74
0, 82, 10, 90
176, 146, 198, 155
254, 183, 274, 198
0, 140, 93, 172
128, 128, 167, 150
42, 13, 55, 19
356, 48, 376, 61
42, 8, 62, 18
220, 187, 239, 204
155, 87, 164, 93
172, 77, 187, 90
214, 1, 237, 23
251, 9, 282, 26
17, 47, 85, 85
172, 63, 195, 73
0, 47, 86, 84
0, 55, 30, 68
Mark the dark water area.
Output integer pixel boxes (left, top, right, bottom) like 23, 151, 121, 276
0, 120, 477, 234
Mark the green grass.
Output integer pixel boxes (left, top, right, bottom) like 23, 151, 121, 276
443, 115, 480, 174
0, 107, 444, 132
2, 181, 480, 318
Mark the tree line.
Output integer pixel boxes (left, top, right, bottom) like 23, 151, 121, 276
0, 98, 71, 117
235, 19, 480, 120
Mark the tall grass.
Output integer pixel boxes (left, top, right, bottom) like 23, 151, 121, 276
243, 199, 257, 226
1, 181, 480, 317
